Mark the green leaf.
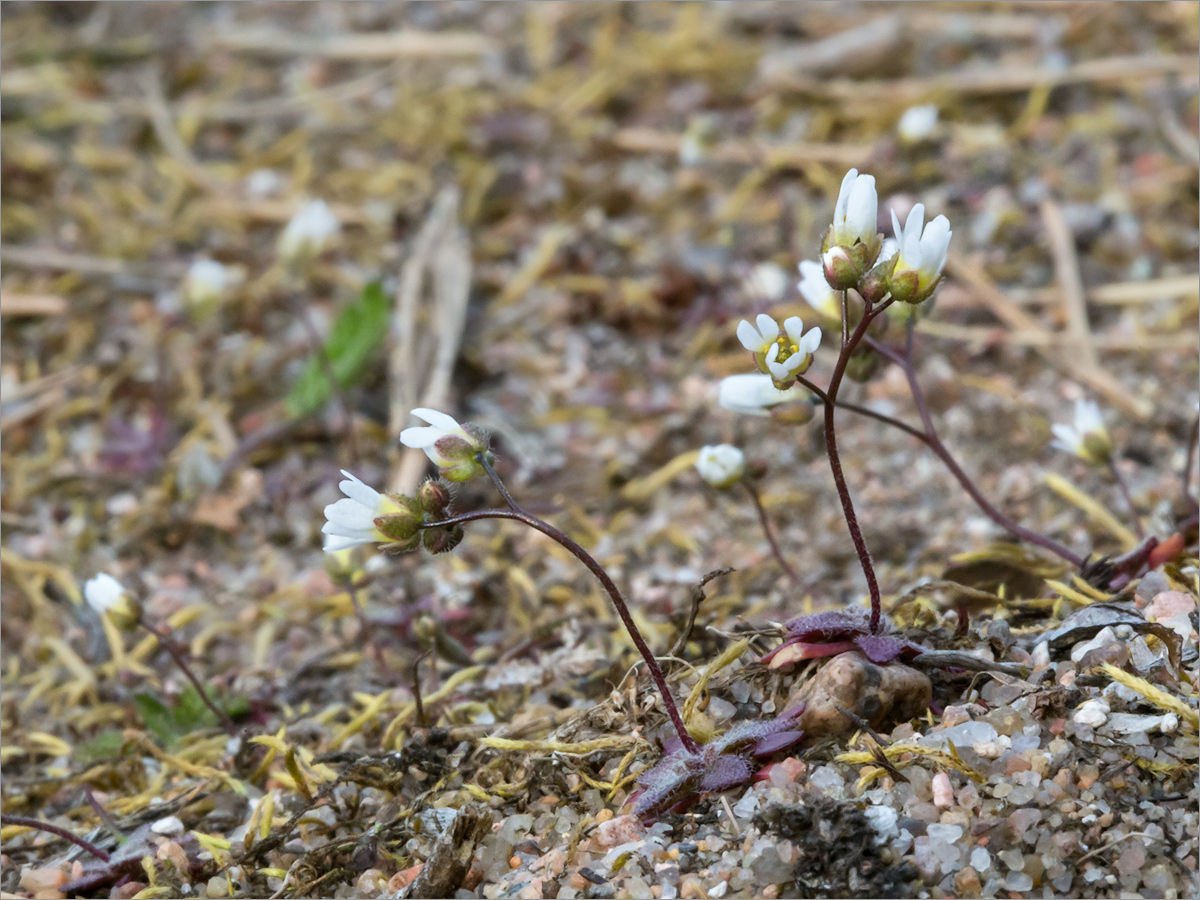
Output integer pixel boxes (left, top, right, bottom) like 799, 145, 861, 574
75, 730, 128, 765
285, 282, 389, 419
134, 693, 180, 745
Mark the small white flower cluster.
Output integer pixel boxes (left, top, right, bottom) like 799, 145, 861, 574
278, 199, 340, 264
737, 313, 822, 385
84, 574, 141, 631
322, 408, 486, 553
695, 444, 745, 489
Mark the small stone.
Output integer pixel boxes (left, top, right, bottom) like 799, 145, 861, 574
955, 865, 982, 898
1144, 591, 1198, 640
1073, 699, 1110, 728
931, 772, 954, 808
788, 652, 932, 741
1070, 627, 1119, 662
1031, 642, 1051, 669
594, 815, 643, 849
969, 846, 990, 872
864, 804, 899, 841
151, 815, 185, 836
1005, 871, 1034, 892
1116, 843, 1146, 876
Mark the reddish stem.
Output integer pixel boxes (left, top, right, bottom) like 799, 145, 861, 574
743, 482, 801, 587
0, 815, 111, 863
435, 490, 700, 755
822, 298, 892, 634
138, 620, 237, 735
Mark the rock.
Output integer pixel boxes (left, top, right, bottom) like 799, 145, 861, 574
150, 815, 185, 836
594, 814, 644, 849
954, 866, 982, 898
1143, 591, 1197, 640
408, 806, 493, 899
787, 652, 932, 741
931, 772, 954, 808
1073, 699, 1110, 728
1078, 640, 1130, 672
1070, 626, 1118, 663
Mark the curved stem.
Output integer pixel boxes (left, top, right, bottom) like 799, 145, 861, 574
426, 507, 699, 754
138, 620, 237, 735
0, 815, 111, 863
1107, 457, 1145, 540
823, 301, 891, 633
479, 455, 522, 513
795, 375, 929, 443
856, 327, 1086, 568
742, 482, 801, 586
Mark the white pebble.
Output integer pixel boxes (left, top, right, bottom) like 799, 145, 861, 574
1073, 699, 1110, 728
151, 815, 185, 836
931, 772, 954, 807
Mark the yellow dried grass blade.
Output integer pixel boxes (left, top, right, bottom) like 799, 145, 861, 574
683, 638, 750, 725
1044, 472, 1139, 550
1101, 663, 1199, 728
619, 450, 701, 502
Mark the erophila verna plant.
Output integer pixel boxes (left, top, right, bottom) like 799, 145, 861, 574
323, 168, 1193, 820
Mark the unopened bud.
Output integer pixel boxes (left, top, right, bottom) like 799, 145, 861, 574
845, 350, 881, 383
423, 524, 464, 555
106, 595, 144, 632
418, 479, 452, 516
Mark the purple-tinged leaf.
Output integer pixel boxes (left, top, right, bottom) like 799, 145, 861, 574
750, 730, 804, 758
854, 634, 924, 664
699, 756, 752, 793
762, 639, 857, 668
782, 609, 871, 641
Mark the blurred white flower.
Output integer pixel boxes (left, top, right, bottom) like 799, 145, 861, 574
1051, 399, 1112, 465
717, 373, 806, 417
183, 258, 237, 312
696, 444, 746, 488
745, 262, 789, 302
797, 260, 838, 318
887, 204, 952, 303
85, 573, 126, 615
896, 104, 939, 143
278, 199, 340, 263
84, 573, 141, 630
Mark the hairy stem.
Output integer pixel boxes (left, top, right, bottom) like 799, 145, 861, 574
434, 496, 700, 754
0, 815, 112, 863
743, 482, 801, 587
823, 299, 892, 634
1107, 456, 1145, 540
138, 620, 237, 735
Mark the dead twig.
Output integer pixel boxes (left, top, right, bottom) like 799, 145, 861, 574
669, 567, 734, 657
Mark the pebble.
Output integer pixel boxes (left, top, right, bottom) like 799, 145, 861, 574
594, 815, 644, 849
954, 865, 982, 898
1070, 626, 1119, 663
931, 772, 955, 807
788, 652, 932, 741
1143, 590, 1198, 639
151, 815, 185, 836
1073, 699, 1110, 728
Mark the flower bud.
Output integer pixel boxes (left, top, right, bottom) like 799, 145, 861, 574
821, 169, 882, 290
418, 479, 453, 516
423, 524, 464, 555
400, 408, 490, 483
85, 574, 143, 631
845, 350, 881, 383
857, 254, 896, 306
696, 445, 746, 489
886, 205, 952, 305
373, 494, 423, 550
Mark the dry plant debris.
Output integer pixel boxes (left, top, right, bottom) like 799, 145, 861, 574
2, 3, 1198, 899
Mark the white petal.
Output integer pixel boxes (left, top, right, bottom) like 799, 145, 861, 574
736, 319, 762, 351
902, 205, 926, 265
920, 215, 952, 275
324, 497, 377, 530
1075, 399, 1104, 434
1051, 424, 1082, 452
835, 169, 858, 223
754, 314, 780, 340
337, 470, 382, 510
797, 327, 822, 355
783, 317, 804, 344
399, 425, 443, 449
767, 358, 789, 380
85, 574, 125, 613
410, 407, 461, 434
324, 533, 370, 552
845, 174, 877, 238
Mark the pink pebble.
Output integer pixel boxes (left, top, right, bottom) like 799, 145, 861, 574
1144, 591, 1198, 640
932, 772, 955, 807
594, 814, 644, 848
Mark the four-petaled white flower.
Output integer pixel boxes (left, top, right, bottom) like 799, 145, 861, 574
828, 169, 878, 249
696, 444, 746, 489
183, 258, 235, 311
797, 260, 838, 319
1051, 399, 1112, 465
322, 470, 401, 552
85, 573, 127, 615
399, 408, 488, 481
717, 374, 806, 418
278, 199, 340, 263
737, 314, 821, 384
896, 104, 939, 143
888, 204, 952, 303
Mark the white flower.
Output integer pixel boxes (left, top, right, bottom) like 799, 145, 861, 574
745, 262, 789, 302
85, 574, 127, 615
183, 258, 236, 311
763, 317, 821, 381
278, 200, 340, 263
399, 408, 488, 481
1051, 399, 1112, 465
736, 313, 780, 353
797, 260, 838, 318
717, 374, 805, 417
84, 573, 141, 630
897, 104, 939, 143
737, 314, 821, 383
696, 444, 746, 488
322, 470, 397, 552
829, 168, 878, 248
888, 203, 952, 303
